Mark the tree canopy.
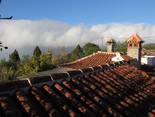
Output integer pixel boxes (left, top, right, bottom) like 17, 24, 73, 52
115, 41, 127, 53
143, 43, 155, 50
18, 51, 55, 75
83, 42, 101, 56
0, 49, 21, 81
9, 49, 20, 63
33, 46, 42, 57
70, 44, 84, 61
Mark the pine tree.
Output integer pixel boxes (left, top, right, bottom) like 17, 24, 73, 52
9, 49, 20, 63
33, 46, 42, 57
70, 44, 84, 61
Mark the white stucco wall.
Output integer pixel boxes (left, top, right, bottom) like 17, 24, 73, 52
141, 56, 155, 66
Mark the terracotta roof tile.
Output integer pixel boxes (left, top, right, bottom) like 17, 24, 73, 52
62, 51, 133, 69
127, 33, 143, 44
0, 63, 154, 117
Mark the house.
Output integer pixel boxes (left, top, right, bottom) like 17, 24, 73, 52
141, 49, 155, 66
141, 55, 155, 66
61, 51, 133, 69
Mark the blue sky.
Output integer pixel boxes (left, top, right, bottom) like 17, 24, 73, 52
0, 0, 155, 25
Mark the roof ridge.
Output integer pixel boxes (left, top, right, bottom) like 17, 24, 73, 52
0, 61, 126, 93
97, 51, 117, 54
127, 33, 143, 43
62, 51, 117, 65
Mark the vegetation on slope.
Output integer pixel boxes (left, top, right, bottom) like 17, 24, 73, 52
1, 41, 155, 81
0, 42, 101, 81
143, 43, 155, 50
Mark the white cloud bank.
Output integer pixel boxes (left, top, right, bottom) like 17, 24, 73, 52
0, 19, 155, 58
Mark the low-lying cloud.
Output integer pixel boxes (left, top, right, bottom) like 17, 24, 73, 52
0, 19, 155, 58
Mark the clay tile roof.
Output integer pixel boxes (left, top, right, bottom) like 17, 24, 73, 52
127, 33, 143, 44
61, 51, 133, 69
121, 55, 134, 62
0, 63, 154, 117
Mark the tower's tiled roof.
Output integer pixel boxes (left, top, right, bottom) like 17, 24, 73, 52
62, 51, 133, 69
127, 33, 143, 44
0, 62, 154, 117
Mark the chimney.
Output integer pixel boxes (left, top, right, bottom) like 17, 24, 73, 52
107, 38, 116, 52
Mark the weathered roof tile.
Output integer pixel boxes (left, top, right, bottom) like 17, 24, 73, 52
62, 51, 133, 69
0, 64, 154, 117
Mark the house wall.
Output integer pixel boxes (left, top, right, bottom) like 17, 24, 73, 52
141, 56, 155, 66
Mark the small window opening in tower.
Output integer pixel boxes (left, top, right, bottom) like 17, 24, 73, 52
129, 43, 132, 47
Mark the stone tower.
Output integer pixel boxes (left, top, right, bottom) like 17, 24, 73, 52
107, 38, 116, 52
127, 33, 144, 67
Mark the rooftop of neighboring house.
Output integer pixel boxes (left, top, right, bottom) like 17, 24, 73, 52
61, 51, 134, 69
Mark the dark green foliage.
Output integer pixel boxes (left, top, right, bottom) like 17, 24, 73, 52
0, 49, 56, 81
0, 59, 18, 81
143, 43, 155, 50
9, 49, 20, 63
70, 44, 84, 61
8, 49, 20, 71
39, 52, 56, 71
0, 59, 12, 67
33, 46, 42, 57
69, 43, 101, 61
83, 42, 101, 56
18, 51, 56, 75
115, 41, 127, 53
